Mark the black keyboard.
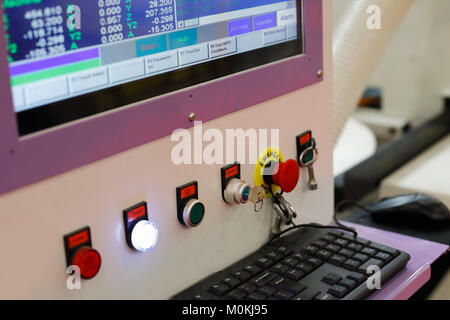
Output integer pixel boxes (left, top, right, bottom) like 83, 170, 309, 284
172, 227, 410, 300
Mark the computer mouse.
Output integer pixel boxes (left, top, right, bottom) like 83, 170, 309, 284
367, 193, 450, 228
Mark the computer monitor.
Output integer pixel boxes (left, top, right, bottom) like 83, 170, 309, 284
5, 0, 302, 135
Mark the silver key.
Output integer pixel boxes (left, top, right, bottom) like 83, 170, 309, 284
249, 186, 265, 212
307, 165, 318, 190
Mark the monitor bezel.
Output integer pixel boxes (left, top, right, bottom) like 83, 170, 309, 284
0, 0, 323, 196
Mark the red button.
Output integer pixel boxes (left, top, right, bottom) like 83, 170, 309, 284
272, 159, 300, 193
72, 246, 102, 279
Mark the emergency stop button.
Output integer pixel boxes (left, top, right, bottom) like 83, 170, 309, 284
64, 226, 101, 280
71, 246, 102, 279
263, 159, 300, 193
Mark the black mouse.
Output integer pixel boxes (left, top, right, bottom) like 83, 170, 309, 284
367, 193, 450, 228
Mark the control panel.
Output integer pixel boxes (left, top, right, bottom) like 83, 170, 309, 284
0, 0, 332, 299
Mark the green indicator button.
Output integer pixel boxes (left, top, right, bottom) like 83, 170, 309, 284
189, 202, 205, 226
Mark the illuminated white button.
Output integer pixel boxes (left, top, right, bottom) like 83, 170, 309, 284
131, 220, 158, 252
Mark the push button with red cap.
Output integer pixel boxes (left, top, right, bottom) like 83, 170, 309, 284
263, 159, 300, 193
71, 246, 102, 279
63, 226, 101, 280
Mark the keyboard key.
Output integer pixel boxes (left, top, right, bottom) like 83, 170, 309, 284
301, 245, 320, 255
282, 257, 300, 268
357, 258, 385, 275
233, 271, 252, 282
361, 247, 377, 257
338, 278, 358, 291
305, 257, 323, 268
221, 277, 241, 289
320, 234, 336, 242
328, 230, 344, 237
291, 252, 308, 261
276, 246, 292, 256
192, 293, 216, 300
285, 269, 305, 281
334, 238, 350, 247
292, 288, 321, 300
328, 254, 347, 266
338, 248, 355, 258
322, 273, 342, 285
274, 290, 294, 300
341, 233, 357, 242
355, 237, 371, 246
237, 283, 257, 295
327, 285, 349, 298
268, 277, 306, 294
296, 262, 314, 274
256, 286, 276, 298
353, 253, 370, 263
225, 290, 246, 300
208, 283, 231, 297
266, 251, 284, 262
243, 265, 262, 276
324, 244, 341, 253
271, 263, 289, 275
347, 242, 363, 252
342, 259, 361, 271
312, 240, 328, 248
347, 272, 367, 284
255, 257, 275, 269
249, 271, 277, 287
314, 292, 338, 300
315, 249, 333, 260
375, 252, 393, 263
369, 243, 400, 257
247, 293, 267, 300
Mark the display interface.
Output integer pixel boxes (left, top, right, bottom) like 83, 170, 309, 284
4, 0, 303, 135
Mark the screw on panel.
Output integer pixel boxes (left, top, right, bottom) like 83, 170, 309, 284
317, 70, 323, 78
189, 113, 196, 122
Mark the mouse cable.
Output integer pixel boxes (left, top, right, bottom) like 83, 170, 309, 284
268, 199, 370, 244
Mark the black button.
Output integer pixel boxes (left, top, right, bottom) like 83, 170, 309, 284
274, 290, 294, 300
361, 247, 377, 257
341, 233, 357, 242
342, 259, 361, 271
328, 254, 347, 266
192, 293, 216, 300
237, 283, 257, 295
322, 273, 342, 285
334, 238, 350, 247
268, 276, 306, 294
327, 285, 349, 298
369, 243, 400, 257
314, 292, 338, 300
291, 252, 308, 261
347, 272, 367, 284
338, 248, 355, 258
233, 271, 252, 282
312, 240, 328, 248
221, 277, 241, 289
208, 283, 231, 297
249, 271, 277, 287
243, 265, 262, 276
285, 268, 305, 281
271, 263, 289, 275
292, 288, 320, 300
276, 246, 292, 256
347, 242, 363, 252
247, 293, 267, 300
296, 262, 314, 274
324, 244, 341, 253
305, 257, 323, 268
301, 245, 319, 255
315, 249, 333, 260
319, 234, 336, 242
374, 252, 393, 263
225, 290, 246, 300
355, 237, 371, 246
266, 251, 284, 262
255, 257, 275, 269
358, 258, 385, 275
281, 257, 300, 268
353, 253, 370, 263
256, 286, 276, 298
338, 278, 358, 291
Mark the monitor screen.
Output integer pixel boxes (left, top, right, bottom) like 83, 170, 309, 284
4, 0, 303, 136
